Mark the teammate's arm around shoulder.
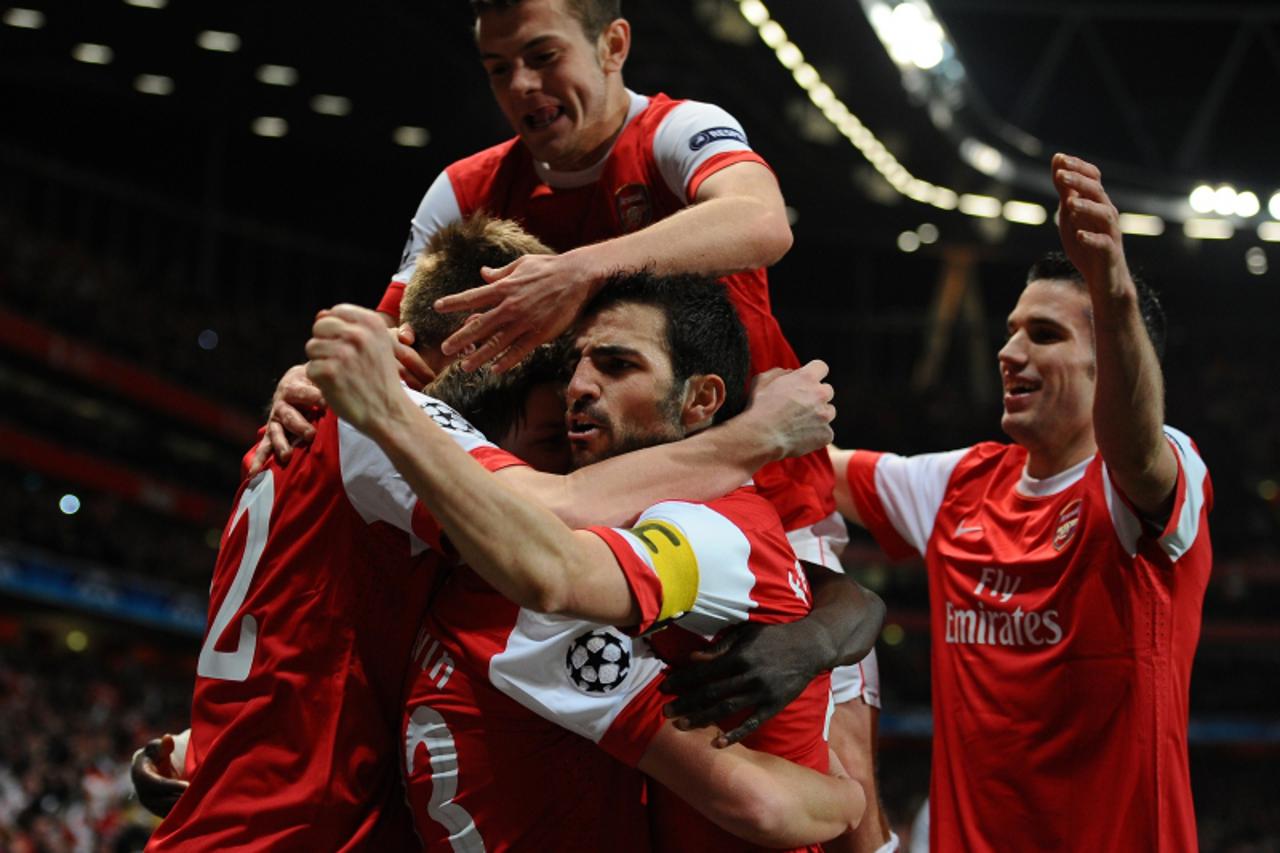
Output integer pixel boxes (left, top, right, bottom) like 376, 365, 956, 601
1052, 153, 1177, 517
638, 722, 864, 847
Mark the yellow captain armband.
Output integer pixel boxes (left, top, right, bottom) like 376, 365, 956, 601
626, 519, 699, 623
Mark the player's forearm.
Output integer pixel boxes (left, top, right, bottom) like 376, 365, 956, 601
1088, 276, 1177, 513
827, 446, 866, 527
573, 194, 790, 291
370, 397, 601, 615
804, 564, 885, 670
535, 415, 778, 529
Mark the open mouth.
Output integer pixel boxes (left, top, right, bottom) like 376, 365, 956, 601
524, 105, 565, 131
567, 415, 604, 443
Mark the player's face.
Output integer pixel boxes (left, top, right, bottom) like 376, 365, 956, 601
476, 0, 625, 171
500, 381, 573, 474
998, 279, 1097, 470
566, 302, 686, 469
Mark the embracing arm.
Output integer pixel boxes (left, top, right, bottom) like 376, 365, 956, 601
827, 445, 865, 527
435, 161, 793, 371
1052, 153, 1176, 517
639, 722, 864, 848
661, 563, 884, 745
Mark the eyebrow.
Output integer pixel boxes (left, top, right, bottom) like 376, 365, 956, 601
480, 34, 558, 61
586, 344, 644, 360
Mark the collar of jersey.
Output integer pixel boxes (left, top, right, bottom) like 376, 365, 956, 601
1015, 453, 1092, 498
533, 90, 649, 189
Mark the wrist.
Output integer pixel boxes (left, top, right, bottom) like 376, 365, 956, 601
366, 390, 418, 452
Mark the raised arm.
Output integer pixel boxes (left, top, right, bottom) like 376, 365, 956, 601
639, 722, 864, 848
827, 445, 865, 527
1052, 153, 1176, 517
435, 161, 793, 372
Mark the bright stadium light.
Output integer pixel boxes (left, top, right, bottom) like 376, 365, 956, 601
1269, 192, 1280, 221
959, 194, 1001, 218
1212, 185, 1237, 217
134, 74, 174, 95
898, 230, 921, 252
739, 0, 769, 25
393, 126, 430, 147
1183, 218, 1233, 240
1188, 184, 1216, 214
1003, 200, 1047, 226
124, 0, 167, 8
197, 30, 240, 52
311, 94, 352, 117
72, 43, 113, 65
1118, 213, 1164, 236
251, 117, 288, 138
59, 494, 81, 514
1235, 191, 1260, 218
3, 7, 44, 28
256, 64, 298, 86
1257, 222, 1280, 243
1245, 247, 1267, 276
917, 222, 939, 243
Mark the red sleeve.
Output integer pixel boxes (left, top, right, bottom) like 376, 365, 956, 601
596, 673, 669, 767
584, 526, 665, 635
376, 280, 405, 321
686, 150, 771, 199
846, 451, 916, 561
408, 446, 530, 552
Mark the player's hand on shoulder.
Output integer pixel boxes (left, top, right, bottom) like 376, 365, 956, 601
660, 619, 824, 747
434, 250, 596, 374
744, 361, 836, 460
130, 733, 189, 817
247, 363, 325, 476
306, 303, 404, 432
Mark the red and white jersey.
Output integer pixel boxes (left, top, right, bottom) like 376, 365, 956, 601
148, 390, 521, 853
843, 427, 1213, 852
377, 90, 837, 535
589, 487, 832, 853
403, 487, 830, 852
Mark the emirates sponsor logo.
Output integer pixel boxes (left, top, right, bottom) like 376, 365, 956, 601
944, 601, 1063, 646
1053, 499, 1082, 550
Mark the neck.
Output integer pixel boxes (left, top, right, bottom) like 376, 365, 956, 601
555, 86, 630, 172
1023, 435, 1097, 479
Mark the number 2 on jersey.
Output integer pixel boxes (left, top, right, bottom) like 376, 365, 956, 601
197, 470, 274, 682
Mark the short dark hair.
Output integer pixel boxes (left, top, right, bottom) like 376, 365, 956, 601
401, 214, 552, 347
1025, 250, 1166, 361
471, 0, 621, 41
580, 270, 750, 425
426, 338, 570, 441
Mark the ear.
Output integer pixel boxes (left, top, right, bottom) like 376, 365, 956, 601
680, 373, 726, 433
598, 18, 630, 73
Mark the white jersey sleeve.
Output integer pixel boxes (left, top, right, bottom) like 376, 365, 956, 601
1102, 425, 1210, 561
651, 101, 755, 202
488, 613, 666, 743
391, 171, 463, 285
869, 448, 970, 554
338, 388, 494, 548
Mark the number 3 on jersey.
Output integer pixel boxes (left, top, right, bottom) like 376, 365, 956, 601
197, 470, 274, 682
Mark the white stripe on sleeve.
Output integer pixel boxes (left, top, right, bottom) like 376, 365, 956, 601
392, 170, 462, 285
872, 448, 969, 554
651, 100, 754, 202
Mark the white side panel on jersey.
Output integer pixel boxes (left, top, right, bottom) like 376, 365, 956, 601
871, 448, 969, 554
394, 170, 463, 284
652, 101, 754, 202
1159, 426, 1209, 561
786, 510, 850, 569
339, 390, 495, 554
488, 612, 665, 743
624, 501, 761, 639
1102, 426, 1209, 562
404, 706, 486, 853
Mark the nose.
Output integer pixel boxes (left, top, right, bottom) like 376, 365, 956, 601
509, 63, 540, 96
997, 330, 1026, 373
566, 360, 599, 410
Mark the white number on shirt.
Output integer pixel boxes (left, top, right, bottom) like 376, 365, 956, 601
197, 470, 274, 682
405, 705, 485, 852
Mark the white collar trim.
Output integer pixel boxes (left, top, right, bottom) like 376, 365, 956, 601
1016, 454, 1091, 497
532, 90, 648, 188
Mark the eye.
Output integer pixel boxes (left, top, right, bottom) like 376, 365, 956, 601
485, 62, 511, 78
528, 49, 558, 67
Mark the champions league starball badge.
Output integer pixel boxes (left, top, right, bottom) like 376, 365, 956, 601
420, 399, 483, 439
565, 629, 631, 694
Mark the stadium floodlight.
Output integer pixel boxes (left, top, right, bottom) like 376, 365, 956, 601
1245, 247, 1267, 276
775, 41, 803, 69
1212, 185, 1237, 217
251, 117, 288, 138
1257, 222, 1280, 243
958, 194, 1001, 218
71, 43, 113, 65
1188, 184, 1215, 214
1183, 218, 1233, 240
197, 30, 240, 52
1269, 192, 1280, 221
758, 19, 786, 48
311, 95, 352, 117
256, 64, 299, 87
134, 74, 174, 95
1234, 191, 1260, 218
897, 231, 921, 252
1003, 200, 1047, 226
1118, 213, 1164, 236
393, 126, 430, 148
3, 7, 44, 28
917, 222, 940, 243
739, 0, 769, 26
124, 0, 168, 8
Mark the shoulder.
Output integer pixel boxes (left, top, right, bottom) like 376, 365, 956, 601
445, 137, 527, 181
